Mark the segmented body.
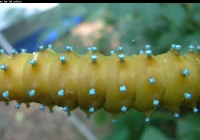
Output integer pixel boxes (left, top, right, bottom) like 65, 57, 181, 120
0, 44, 199, 122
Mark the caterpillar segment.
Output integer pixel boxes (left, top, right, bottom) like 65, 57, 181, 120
0, 44, 199, 122
49, 46, 80, 115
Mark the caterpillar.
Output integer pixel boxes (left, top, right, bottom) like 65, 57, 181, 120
0, 43, 200, 125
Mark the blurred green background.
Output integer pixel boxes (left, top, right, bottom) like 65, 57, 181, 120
1, 3, 200, 140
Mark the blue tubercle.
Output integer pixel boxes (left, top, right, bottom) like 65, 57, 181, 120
91, 46, 97, 52
60, 55, 66, 63
48, 44, 52, 49
15, 103, 20, 109
11, 50, 17, 55
182, 69, 190, 76
21, 49, 27, 53
91, 54, 98, 61
171, 44, 176, 50
121, 106, 127, 112
188, 45, 194, 51
62, 106, 68, 112
118, 46, 123, 52
89, 107, 95, 113
39, 46, 45, 50
145, 44, 151, 50
149, 77, 156, 84
175, 45, 181, 51
145, 118, 150, 123
145, 50, 152, 56
112, 119, 116, 123
0, 64, 7, 70
120, 85, 127, 92
193, 107, 198, 113
118, 54, 125, 61
89, 88, 96, 96
174, 113, 179, 118
153, 99, 159, 106
87, 47, 92, 52
139, 50, 144, 54
29, 59, 36, 66
58, 89, 65, 97
29, 89, 36, 97
40, 105, 45, 110
184, 93, 192, 100
66, 46, 73, 51
0, 49, 4, 54
2, 91, 9, 99
110, 50, 115, 55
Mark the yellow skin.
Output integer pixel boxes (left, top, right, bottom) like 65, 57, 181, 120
0, 46, 199, 121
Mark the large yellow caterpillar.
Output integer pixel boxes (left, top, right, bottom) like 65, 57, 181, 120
0, 44, 199, 123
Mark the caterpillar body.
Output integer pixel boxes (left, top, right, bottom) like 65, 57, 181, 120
0, 44, 200, 123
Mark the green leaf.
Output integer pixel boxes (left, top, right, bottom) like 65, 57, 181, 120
161, 4, 186, 26
193, 11, 200, 23
140, 125, 171, 140
177, 114, 200, 140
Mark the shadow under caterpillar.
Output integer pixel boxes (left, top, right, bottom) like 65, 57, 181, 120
0, 44, 199, 123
